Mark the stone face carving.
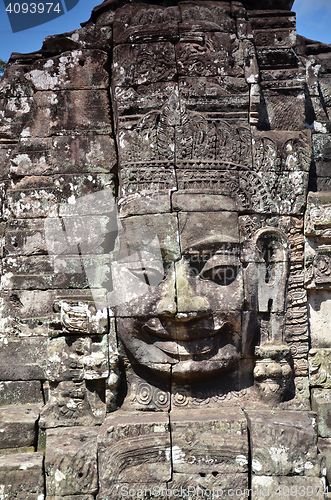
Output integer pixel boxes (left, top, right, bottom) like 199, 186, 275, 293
1, 0, 331, 497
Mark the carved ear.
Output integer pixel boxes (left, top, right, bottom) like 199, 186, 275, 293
254, 228, 289, 314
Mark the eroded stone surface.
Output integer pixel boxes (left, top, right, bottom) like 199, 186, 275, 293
247, 410, 323, 476
311, 389, 331, 438
170, 409, 248, 474
0, 404, 41, 449
251, 476, 325, 500
97, 411, 171, 497
45, 427, 98, 496
0, 452, 44, 499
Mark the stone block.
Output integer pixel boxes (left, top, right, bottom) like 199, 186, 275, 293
251, 129, 311, 212
0, 337, 47, 380
309, 349, 331, 388
5, 215, 113, 256
45, 426, 98, 496
318, 75, 331, 107
288, 342, 309, 375
52, 300, 108, 336
119, 163, 177, 198
316, 177, 331, 191
170, 409, 248, 474
249, 11, 296, 30
0, 404, 41, 449
304, 194, 331, 285
97, 411, 171, 487
115, 97, 178, 163
0, 380, 43, 406
308, 291, 331, 348
280, 376, 310, 411
311, 389, 331, 438
0, 452, 44, 499
118, 193, 172, 217
178, 76, 249, 113
114, 82, 178, 116
23, 89, 112, 138
305, 191, 331, 238
0, 289, 55, 337
40, 379, 106, 428
252, 476, 325, 499
0, 144, 13, 180
6, 173, 115, 219
119, 213, 180, 261
25, 49, 109, 90
46, 335, 108, 382
310, 96, 329, 125
0, 78, 34, 139
247, 410, 323, 476
176, 32, 241, 78
318, 437, 331, 483
253, 345, 293, 405
1, 255, 110, 290
113, 42, 176, 87
178, 211, 240, 250
173, 193, 237, 212
260, 68, 306, 85
11, 135, 117, 176
5, 218, 50, 256
309, 246, 331, 288
0, 289, 108, 337
315, 161, 331, 178
113, 3, 180, 45
256, 47, 298, 69
179, 1, 233, 32
260, 89, 306, 131
42, 24, 112, 53
313, 134, 331, 163
253, 28, 296, 48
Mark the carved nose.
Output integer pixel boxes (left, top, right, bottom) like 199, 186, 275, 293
175, 259, 211, 317
157, 273, 177, 317
157, 259, 211, 318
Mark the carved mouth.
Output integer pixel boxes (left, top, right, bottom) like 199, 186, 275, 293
140, 317, 234, 359
154, 334, 227, 358
141, 316, 226, 341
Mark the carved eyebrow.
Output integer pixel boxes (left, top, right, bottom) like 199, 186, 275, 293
181, 240, 241, 254
201, 253, 241, 272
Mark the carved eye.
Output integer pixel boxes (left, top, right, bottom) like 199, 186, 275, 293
128, 266, 164, 286
200, 264, 238, 285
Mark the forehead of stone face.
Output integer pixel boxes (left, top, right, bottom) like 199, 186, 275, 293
119, 213, 180, 261
178, 211, 239, 253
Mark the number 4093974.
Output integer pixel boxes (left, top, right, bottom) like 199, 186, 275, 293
5, 3, 61, 14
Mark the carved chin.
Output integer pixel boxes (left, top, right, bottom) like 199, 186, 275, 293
171, 353, 241, 382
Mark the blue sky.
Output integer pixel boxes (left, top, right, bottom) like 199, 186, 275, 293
0, 0, 330, 62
